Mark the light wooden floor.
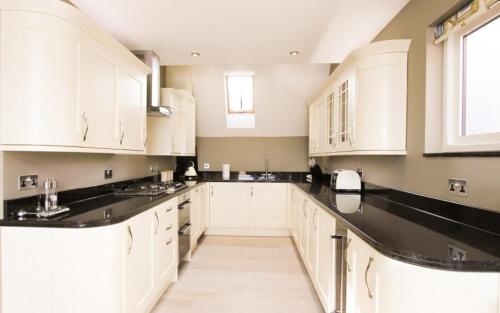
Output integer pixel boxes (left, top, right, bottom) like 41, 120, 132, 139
152, 236, 324, 313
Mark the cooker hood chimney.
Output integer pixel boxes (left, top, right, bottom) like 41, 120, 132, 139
132, 50, 172, 117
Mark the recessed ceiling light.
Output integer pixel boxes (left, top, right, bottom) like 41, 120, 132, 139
190, 52, 200, 57
289, 51, 300, 56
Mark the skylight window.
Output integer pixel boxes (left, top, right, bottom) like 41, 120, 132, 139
225, 72, 255, 128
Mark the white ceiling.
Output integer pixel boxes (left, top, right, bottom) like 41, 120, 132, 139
72, 0, 409, 65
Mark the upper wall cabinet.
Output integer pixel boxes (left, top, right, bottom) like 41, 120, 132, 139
147, 89, 196, 156
309, 39, 411, 156
0, 1, 149, 154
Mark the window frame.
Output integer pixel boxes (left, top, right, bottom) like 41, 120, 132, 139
442, 7, 500, 152
224, 72, 255, 114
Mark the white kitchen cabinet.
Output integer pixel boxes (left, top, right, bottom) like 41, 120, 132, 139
0, 2, 149, 154
86, 39, 120, 149
0, 197, 182, 313
208, 182, 289, 236
309, 39, 410, 156
190, 186, 202, 244
309, 99, 329, 155
306, 202, 319, 274
288, 184, 301, 240
0, 10, 86, 148
315, 209, 337, 313
147, 89, 196, 156
298, 197, 309, 256
199, 183, 209, 233
117, 67, 148, 151
248, 183, 288, 228
125, 210, 156, 313
346, 230, 500, 313
346, 231, 376, 313
154, 198, 178, 291
209, 183, 250, 228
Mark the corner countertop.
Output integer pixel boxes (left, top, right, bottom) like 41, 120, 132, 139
293, 183, 500, 272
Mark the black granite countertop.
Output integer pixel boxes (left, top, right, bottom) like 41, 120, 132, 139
2, 173, 499, 271
0, 181, 207, 228
294, 183, 500, 272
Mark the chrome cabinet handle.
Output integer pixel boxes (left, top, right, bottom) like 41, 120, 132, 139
211, 186, 214, 196
127, 225, 133, 255
251, 186, 253, 197
143, 128, 148, 148
347, 126, 355, 147
154, 211, 159, 234
166, 238, 173, 245
365, 257, 374, 299
166, 224, 173, 231
302, 199, 307, 217
119, 122, 125, 145
345, 238, 352, 272
82, 112, 89, 142
166, 207, 173, 213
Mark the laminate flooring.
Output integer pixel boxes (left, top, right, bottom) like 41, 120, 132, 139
151, 236, 324, 313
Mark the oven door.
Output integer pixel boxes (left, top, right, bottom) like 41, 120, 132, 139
178, 223, 191, 262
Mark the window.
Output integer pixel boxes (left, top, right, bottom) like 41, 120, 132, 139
224, 72, 255, 128
425, 2, 500, 153
225, 73, 254, 113
461, 16, 500, 136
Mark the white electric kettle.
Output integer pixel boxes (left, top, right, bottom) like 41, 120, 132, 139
184, 161, 198, 181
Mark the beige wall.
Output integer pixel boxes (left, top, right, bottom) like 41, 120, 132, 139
3, 152, 174, 200
197, 137, 309, 172
322, 0, 500, 212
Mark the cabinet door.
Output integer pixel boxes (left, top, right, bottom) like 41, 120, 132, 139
171, 103, 184, 155
299, 197, 309, 256
154, 198, 178, 290
209, 183, 250, 227
182, 96, 196, 155
190, 187, 202, 243
85, 39, 120, 148
248, 183, 288, 228
0, 10, 85, 146
376, 251, 499, 313
326, 89, 338, 153
316, 211, 336, 313
346, 231, 376, 313
309, 104, 316, 155
117, 67, 147, 151
306, 203, 319, 274
288, 185, 296, 236
336, 68, 356, 152
355, 53, 407, 151
200, 184, 209, 232
125, 210, 155, 313
316, 99, 329, 153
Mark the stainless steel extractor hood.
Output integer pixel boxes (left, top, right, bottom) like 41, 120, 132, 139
132, 50, 173, 117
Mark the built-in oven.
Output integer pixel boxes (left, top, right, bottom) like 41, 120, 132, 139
177, 193, 191, 264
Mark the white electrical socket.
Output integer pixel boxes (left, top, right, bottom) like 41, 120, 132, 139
204, 163, 210, 169
448, 178, 467, 197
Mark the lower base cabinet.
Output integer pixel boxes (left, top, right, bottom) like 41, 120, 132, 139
346, 230, 500, 313
289, 186, 500, 313
207, 182, 288, 236
0, 198, 178, 313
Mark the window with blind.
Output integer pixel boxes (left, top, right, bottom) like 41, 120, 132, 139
425, 0, 500, 153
